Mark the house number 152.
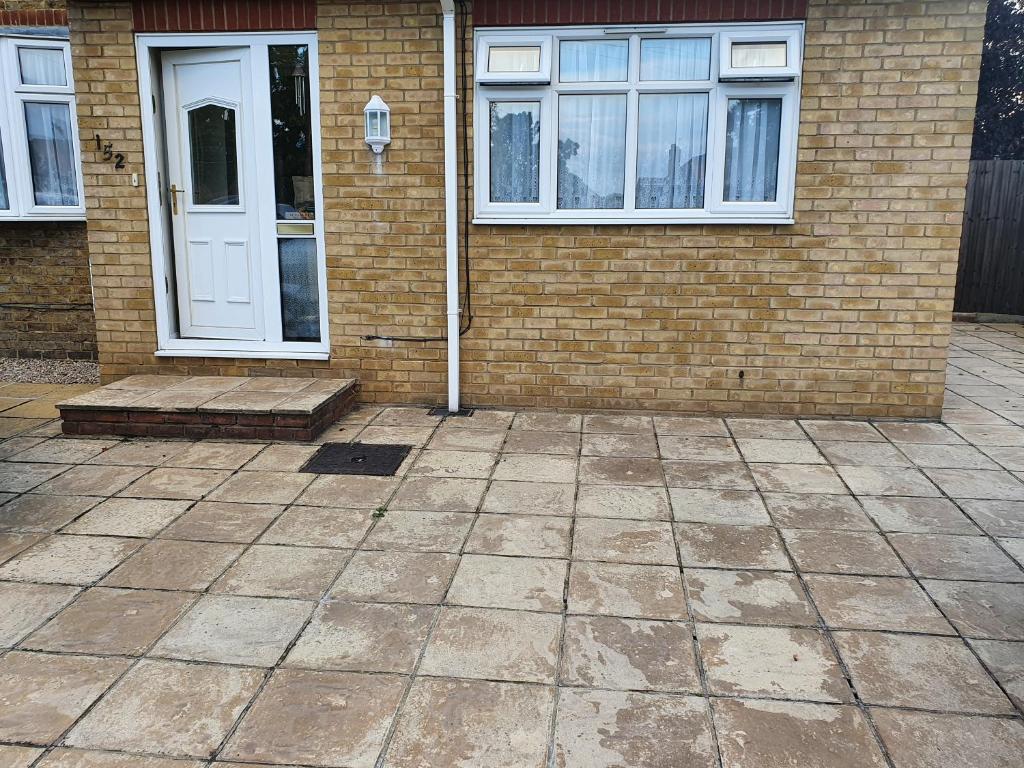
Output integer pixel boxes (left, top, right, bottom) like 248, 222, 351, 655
94, 134, 125, 169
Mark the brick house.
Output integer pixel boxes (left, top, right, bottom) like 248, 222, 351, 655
0, 0, 985, 418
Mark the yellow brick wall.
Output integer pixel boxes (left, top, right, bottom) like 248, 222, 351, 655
68, 0, 986, 417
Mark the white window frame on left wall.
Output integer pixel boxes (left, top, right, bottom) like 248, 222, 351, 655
0, 35, 85, 221
136, 32, 330, 360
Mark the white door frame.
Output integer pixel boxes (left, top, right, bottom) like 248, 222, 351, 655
136, 31, 329, 360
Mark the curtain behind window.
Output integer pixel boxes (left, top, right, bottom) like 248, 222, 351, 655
18, 47, 67, 86
636, 93, 708, 209
724, 98, 782, 202
24, 102, 78, 206
557, 94, 626, 209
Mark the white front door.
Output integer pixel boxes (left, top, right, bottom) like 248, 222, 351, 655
162, 48, 263, 340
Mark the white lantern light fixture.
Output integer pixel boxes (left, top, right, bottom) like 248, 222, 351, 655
364, 95, 391, 154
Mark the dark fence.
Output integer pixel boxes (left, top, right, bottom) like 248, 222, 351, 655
955, 159, 1024, 315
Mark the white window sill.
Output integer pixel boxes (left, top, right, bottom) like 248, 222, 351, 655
0, 212, 86, 222
473, 216, 795, 226
156, 346, 329, 361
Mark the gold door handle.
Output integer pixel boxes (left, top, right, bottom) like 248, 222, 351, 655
169, 184, 184, 215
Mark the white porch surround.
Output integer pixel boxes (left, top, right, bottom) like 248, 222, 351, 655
135, 31, 330, 361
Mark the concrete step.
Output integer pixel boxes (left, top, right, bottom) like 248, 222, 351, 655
57, 375, 358, 441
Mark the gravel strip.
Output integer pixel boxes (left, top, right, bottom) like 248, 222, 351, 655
0, 357, 100, 384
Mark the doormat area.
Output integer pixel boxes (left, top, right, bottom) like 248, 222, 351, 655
299, 442, 412, 476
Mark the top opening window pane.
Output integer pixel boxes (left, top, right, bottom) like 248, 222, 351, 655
488, 46, 542, 73
18, 47, 67, 86
559, 40, 628, 82
639, 38, 711, 81
731, 41, 787, 69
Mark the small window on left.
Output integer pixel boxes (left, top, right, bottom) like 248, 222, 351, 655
0, 35, 84, 220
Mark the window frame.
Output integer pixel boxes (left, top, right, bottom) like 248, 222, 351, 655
0, 35, 85, 221
475, 34, 552, 85
473, 22, 803, 226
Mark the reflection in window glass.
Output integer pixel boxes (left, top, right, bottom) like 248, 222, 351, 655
732, 41, 788, 68
0, 131, 8, 210
488, 46, 541, 73
278, 238, 321, 341
636, 94, 708, 209
24, 102, 78, 206
269, 45, 315, 220
724, 98, 782, 202
489, 102, 540, 203
557, 94, 626, 209
18, 47, 66, 86
639, 38, 711, 81
188, 104, 238, 205
559, 40, 628, 82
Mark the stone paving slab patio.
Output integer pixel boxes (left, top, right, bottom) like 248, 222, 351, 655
0, 322, 1022, 766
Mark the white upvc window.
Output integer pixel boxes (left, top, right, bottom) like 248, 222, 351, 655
0, 35, 85, 221
473, 22, 803, 225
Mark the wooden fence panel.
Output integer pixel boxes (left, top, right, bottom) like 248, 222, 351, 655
955, 159, 1024, 315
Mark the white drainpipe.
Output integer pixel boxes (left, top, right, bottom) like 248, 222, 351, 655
440, 0, 460, 413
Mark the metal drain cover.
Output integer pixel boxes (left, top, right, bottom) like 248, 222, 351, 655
300, 442, 412, 476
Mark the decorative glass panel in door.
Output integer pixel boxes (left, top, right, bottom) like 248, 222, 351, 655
187, 104, 239, 205
0, 130, 8, 210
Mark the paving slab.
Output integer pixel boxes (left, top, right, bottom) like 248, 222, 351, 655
697, 624, 850, 703
684, 569, 816, 626
870, 709, 1024, 768
285, 600, 434, 674
383, 678, 554, 768
420, 606, 560, 683
712, 698, 887, 768
554, 689, 716, 768
0, 651, 129, 745
834, 631, 1015, 714
224, 669, 406, 768
24, 587, 194, 655
66, 659, 263, 758
560, 615, 700, 693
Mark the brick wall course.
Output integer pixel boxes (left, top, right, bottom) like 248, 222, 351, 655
67, 0, 985, 418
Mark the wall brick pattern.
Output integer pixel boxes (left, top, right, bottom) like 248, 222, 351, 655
0, 222, 96, 359
68, 0, 985, 418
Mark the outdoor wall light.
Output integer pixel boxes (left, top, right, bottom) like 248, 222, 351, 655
364, 95, 391, 154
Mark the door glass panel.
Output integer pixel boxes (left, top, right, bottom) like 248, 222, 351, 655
557, 94, 627, 209
559, 40, 628, 82
18, 47, 67, 86
187, 104, 239, 205
488, 46, 541, 73
640, 38, 711, 81
636, 93, 708, 209
489, 101, 540, 203
269, 45, 315, 220
24, 102, 78, 206
0, 130, 9, 210
724, 98, 782, 202
278, 238, 321, 341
